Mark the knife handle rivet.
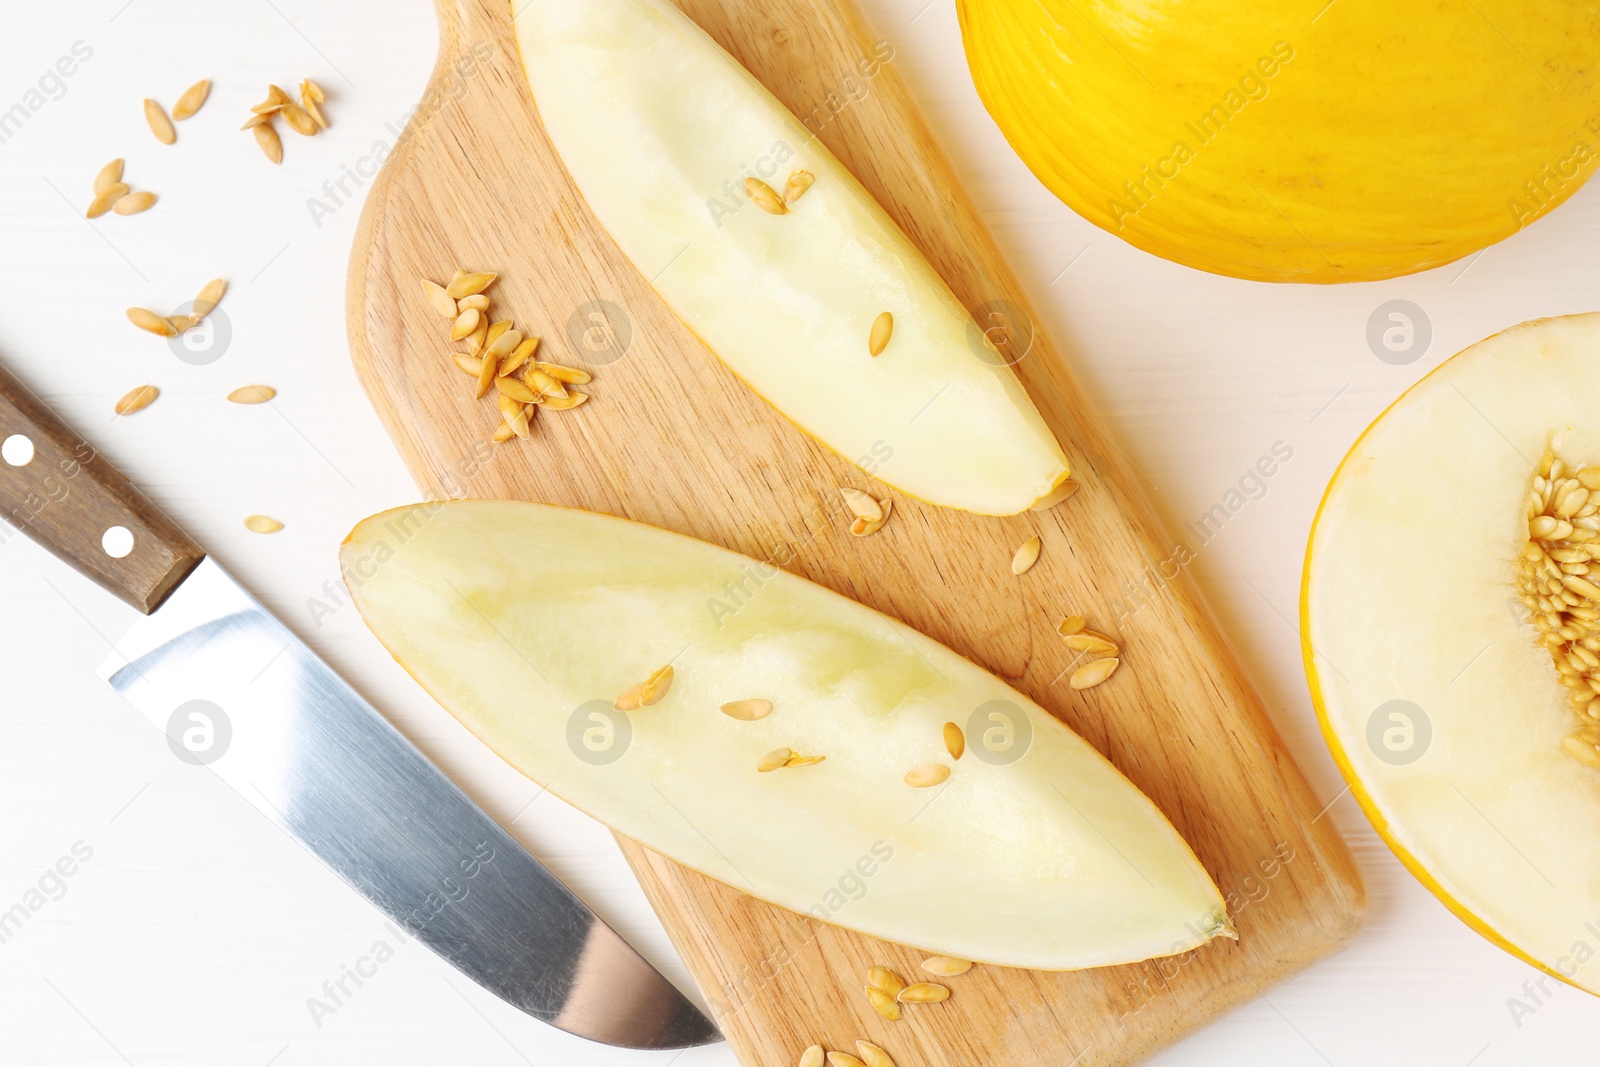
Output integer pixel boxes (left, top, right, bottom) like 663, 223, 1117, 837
101, 525, 135, 559
0, 433, 33, 466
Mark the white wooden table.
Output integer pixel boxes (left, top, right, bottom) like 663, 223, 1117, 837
0, 1, 1595, 1063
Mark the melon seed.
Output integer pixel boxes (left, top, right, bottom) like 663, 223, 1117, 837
864, 985, 901, 1021
615, 666, 673, 711
171, 79, 211, 120
1011, 535, 1042, 574
896, 982, 949, 1003
943, 722, 965, 760
721, 699, 773, 721
868, 311, 893, 356
866, 966, 906, 997
920, 956, 973, 976
855, 1041, 894, 1067
114, 385, 159, 415
744, 177, 787, 215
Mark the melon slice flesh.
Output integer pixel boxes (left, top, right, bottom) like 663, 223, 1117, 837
1305, 313, 1600, 992
343, 501, 1229, 969
510, 0, 1070, 516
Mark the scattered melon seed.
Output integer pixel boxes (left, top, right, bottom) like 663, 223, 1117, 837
452, 353, 484, 378
450, 307, 482, 341
535, 360, 589, 384
491, 421, 516, 444
244, 515, 284, 534
445, 270, 497, 299
866, 966, 906, 997
904, 763, 950, 788
486, 327, 524, 361
497, 394, 532, 438
758, 747, 794, 772
485, 320, 512, 350
920, 956, 973, 977
1070, 656, 1120, 690
1031, 478, 1081, 511
127, 307, 177, 336
943, 721, 965, 760
496, 376, 540, 404
799, 1046, 825, 1067
840, 487, 883, 523
144, 98, 176, 144
783, 170, 816, 203
897, 982, 949, 1003
456, 293, 490, 314
194, 278, 227, 316
538, 390, 589, 411
721, 698, 773, 721
93, 158, 123, 195
1011, 535, 1042, 574
465, 316, 489, 355
477, 349, 500, 399
113, 191, 157, 215
302, 78, 326, 104
114, 385, 159, 415
281, 102, 318, 137
826, 1054, 865, 1067
784, 753, 826, 767
227, 385, 276, 405
1063, 631, 1118, 655
500, 338, 540, 377
744, 177, 787, 215
615, 665, 674, 711
253, 122, 284, 164
253, 84, 290, 112
86, 183, 129, 218
1057, 615, 1086, 637
868, 311, 893, 357
421, 279, 457, 317
855, 1041, 894, 1067
301, 92, 328, 130
171, 79, 211, 120
850, 498, 893, 538
525, 367, 567, 399
864, 986, 902, 1021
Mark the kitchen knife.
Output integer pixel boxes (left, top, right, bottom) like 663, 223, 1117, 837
0, 361, 719, 1051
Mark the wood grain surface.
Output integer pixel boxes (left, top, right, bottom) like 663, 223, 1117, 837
344, 1, 1367, 1063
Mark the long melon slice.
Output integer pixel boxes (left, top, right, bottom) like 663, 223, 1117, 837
343, 500, 1230, 969
510, 0, 1070, 516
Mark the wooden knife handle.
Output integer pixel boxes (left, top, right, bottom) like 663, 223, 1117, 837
0, 363, 204, 614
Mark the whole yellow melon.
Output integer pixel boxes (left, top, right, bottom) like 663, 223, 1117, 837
957, 1, 1600, 282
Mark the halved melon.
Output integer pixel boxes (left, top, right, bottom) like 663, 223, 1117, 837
344, 500, 1230, 969
510, 0, 1070, 516
1305, 314, 1600, 992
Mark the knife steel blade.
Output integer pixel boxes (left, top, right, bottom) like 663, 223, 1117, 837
0, 362, 718, 1051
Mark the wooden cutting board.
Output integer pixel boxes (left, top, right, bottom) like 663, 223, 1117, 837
345, 0, 1367, 1062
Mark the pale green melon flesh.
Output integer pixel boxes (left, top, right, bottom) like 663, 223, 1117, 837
510, 0, 1069, 515
344, 501, 1228, 969
1306, 314, 1600, 992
